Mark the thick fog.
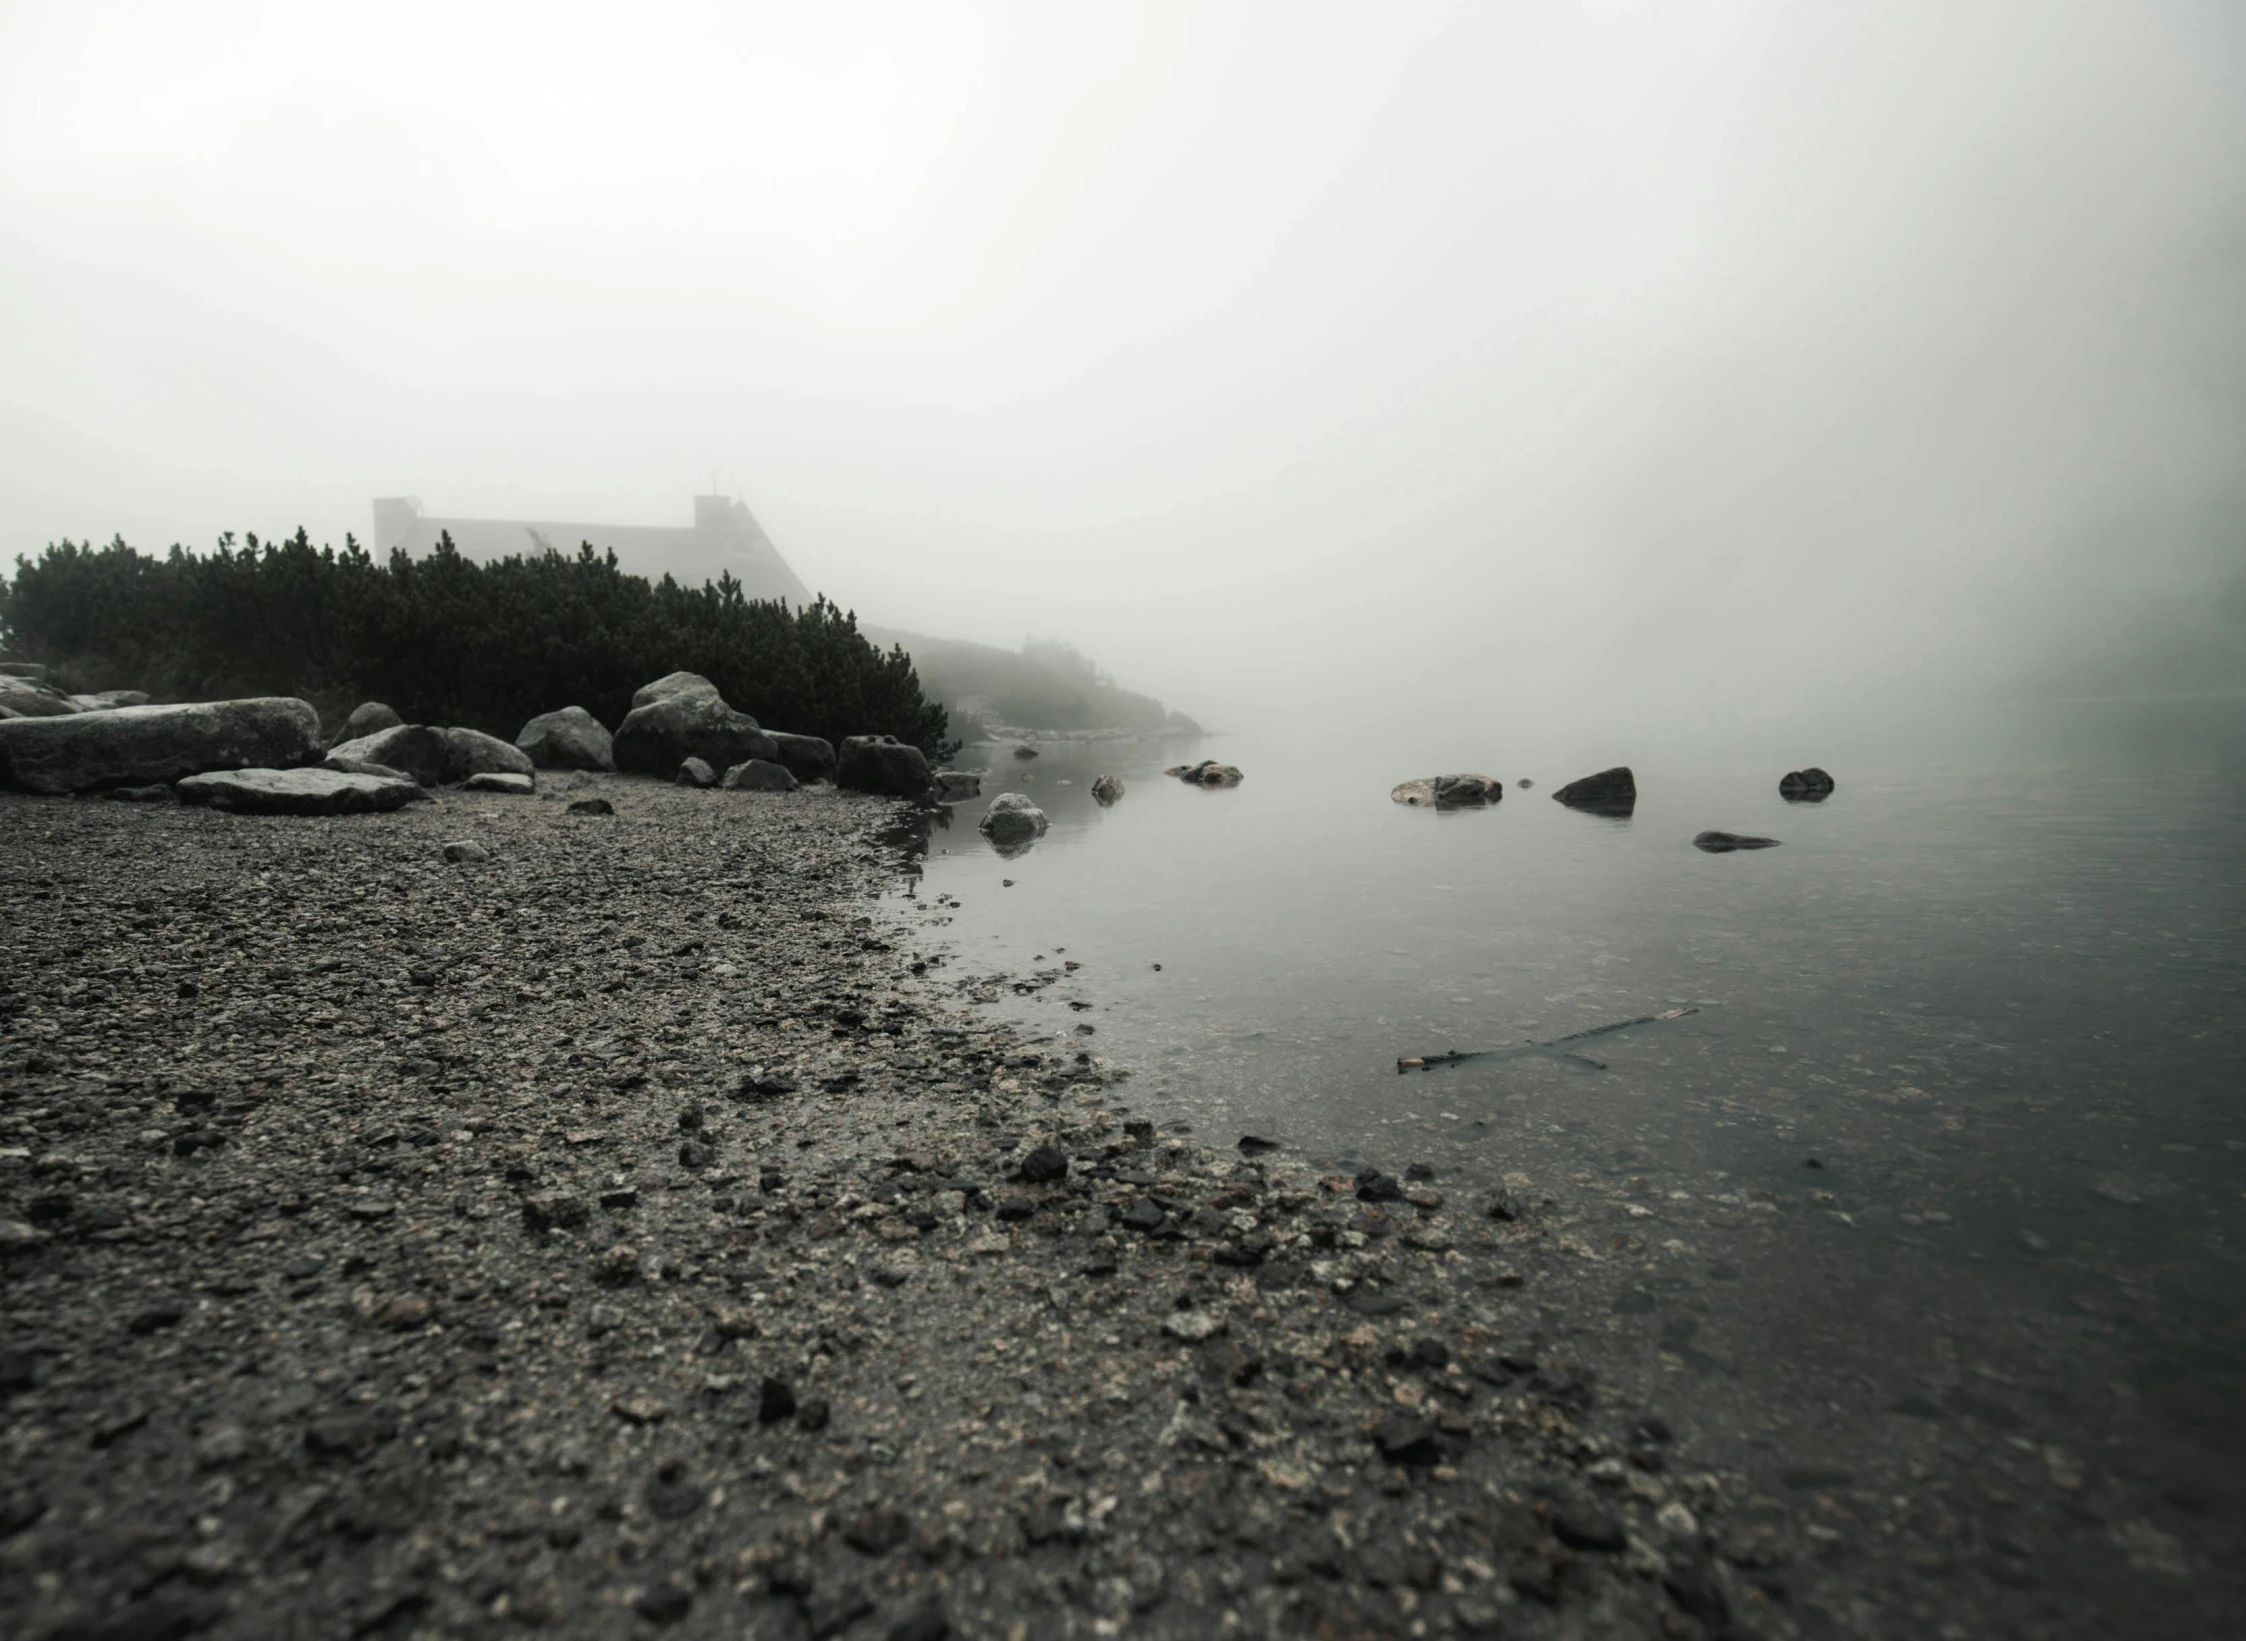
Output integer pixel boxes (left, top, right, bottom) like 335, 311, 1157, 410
3, 0, 2241, 741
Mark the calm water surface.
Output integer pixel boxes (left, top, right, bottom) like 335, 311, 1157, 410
885, 706, 2246, 1613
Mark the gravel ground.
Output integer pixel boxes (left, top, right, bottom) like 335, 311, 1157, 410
0, 774, 2074, 1640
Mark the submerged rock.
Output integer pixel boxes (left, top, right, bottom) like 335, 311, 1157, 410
1553, 766, 1636, 815
1391, 773, 1502, 807
0, 698, 322, 793
1780, 766, 1836, 801
1091, 774, 1125, 805
1693, 830, 1781, 852
175, 766, 420, 815
1166, 760, 1244, 788
515, 705, 615, 772
979, 792, 1049, 845
1013, 744, 1041, 760
929, 769, 983, 805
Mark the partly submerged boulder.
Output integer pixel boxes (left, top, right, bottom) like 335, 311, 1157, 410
766, 731, 836, 785
1392, 773, 1502, 808
326, 725, 448, 787
1166, 760, 1244, 788
336, 701, 404, 742
1553, 766, 1635, 815
1692, 830, 1781, 853
836, 735, 932, 799
980, 792, 1049, 845
1091, 774, 1125, 806
441, 726, 535, 784
613, 676, 775, 777
720, 758, 799, 793
930, 769, 983, 805
1779, 767, 1836, 802
176, 766, 420, 816
0, 698, 321, 794
1012, 744, 1041, 761
515, 705, 615, 772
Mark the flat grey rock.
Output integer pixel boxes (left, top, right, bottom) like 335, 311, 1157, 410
0, 698, 321, 793
464, 771, 534, 795
175, 766, 420, 815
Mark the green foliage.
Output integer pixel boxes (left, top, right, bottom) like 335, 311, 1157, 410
0, 529, 952, 756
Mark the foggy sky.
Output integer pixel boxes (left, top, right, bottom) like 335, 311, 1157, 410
3, 0, 2241, 738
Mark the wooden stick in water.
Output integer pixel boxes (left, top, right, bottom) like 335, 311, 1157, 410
1397, 1006, 1700, 1072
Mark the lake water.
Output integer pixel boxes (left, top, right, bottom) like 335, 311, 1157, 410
886, 702, 2246, 1625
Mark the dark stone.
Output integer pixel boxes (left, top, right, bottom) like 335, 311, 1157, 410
1, 1489, 48, 1536
1355, 1170, 1403, 1203
1553, 1505, 1626, 1552
1018, 1144, 1069, 1184
758, 1377, 797, 1425
566, 797, 615, 816
1406, 1338, 1450, 1370
836, 735, 932, 799
1552, 766, 1636, 816
1371, 1416, 1443, 1466
1405, 1161, 1436, 1180
795, 1399, 830, 1433
805, 1591, 875, 1639
53, 1595, 213, 1641
887, 1603, 951, 1641
1236, 1135, 1279, 1155
644, 1461, 703, 1521
305, 1410, 393, 1459
678, 1140, 714, 1169
1345, 1288, 1406, 1318
995, 1198, 1035, 1223
767, 731, 837, 784
843, 1507, 911, 1555
1693, 831, 1781, 853
127, 1304, 185, 1336
1779, 766, 1836, 801
1120, 1199, 1166, 1233
633, 1585, 693, 1625
1665, 1563, 1730, 1626
521, 1194, 589, 1232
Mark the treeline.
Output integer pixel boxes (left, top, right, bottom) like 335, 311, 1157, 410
0, 531, 952, 756
862, 627, 1196, 737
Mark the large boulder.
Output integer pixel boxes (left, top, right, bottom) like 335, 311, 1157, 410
613, 676, 775, 777
721, 759, 799, 793
1091, 774, 1126, 806
67, 690, 151, 713
1553, 766, 1636, 815
440, 726, 535, 783
836, 735, 931, 799
1693, 830, 1781, 853
515, 705, 615, 772
0, 674, 78, 718
336, 701, 404, 741
326, 725, 449, 787
0, 698, 320, 794
1779, 767, 1835, 802
176, 767, 421, 816
979, 792, 1049, 846
766, 731, 836, 785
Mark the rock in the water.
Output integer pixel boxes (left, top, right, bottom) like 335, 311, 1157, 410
1392, 773, 1501, 807
979, 793, 1049, 846
515, 705, 615, 772
441, 726, 535, 783
443, 839, 491, 863
1779, 766, 1836, 801
1090, 774, 1125, 805
175, 767, 420, 815
464, 771, 534, 795
1012, 744, 1040, 760
930, 769, 982, 804
1518, 778, 1534, 788
0, 698, 321, 794
1553, 766, 1636, 815
327, 725, 448, 786
337, 701, 404, 741
1692, 830, 1781, 852
766, 731, 836, 785
613, 676, 775, 777
1166, 760, 1243, 787
675, 757, 716, 788
720, 758, 798, 793
67, 690, 151, 712
837, 735, 932, 799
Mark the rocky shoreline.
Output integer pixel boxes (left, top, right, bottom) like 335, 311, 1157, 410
4, 777, 1805, 1641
